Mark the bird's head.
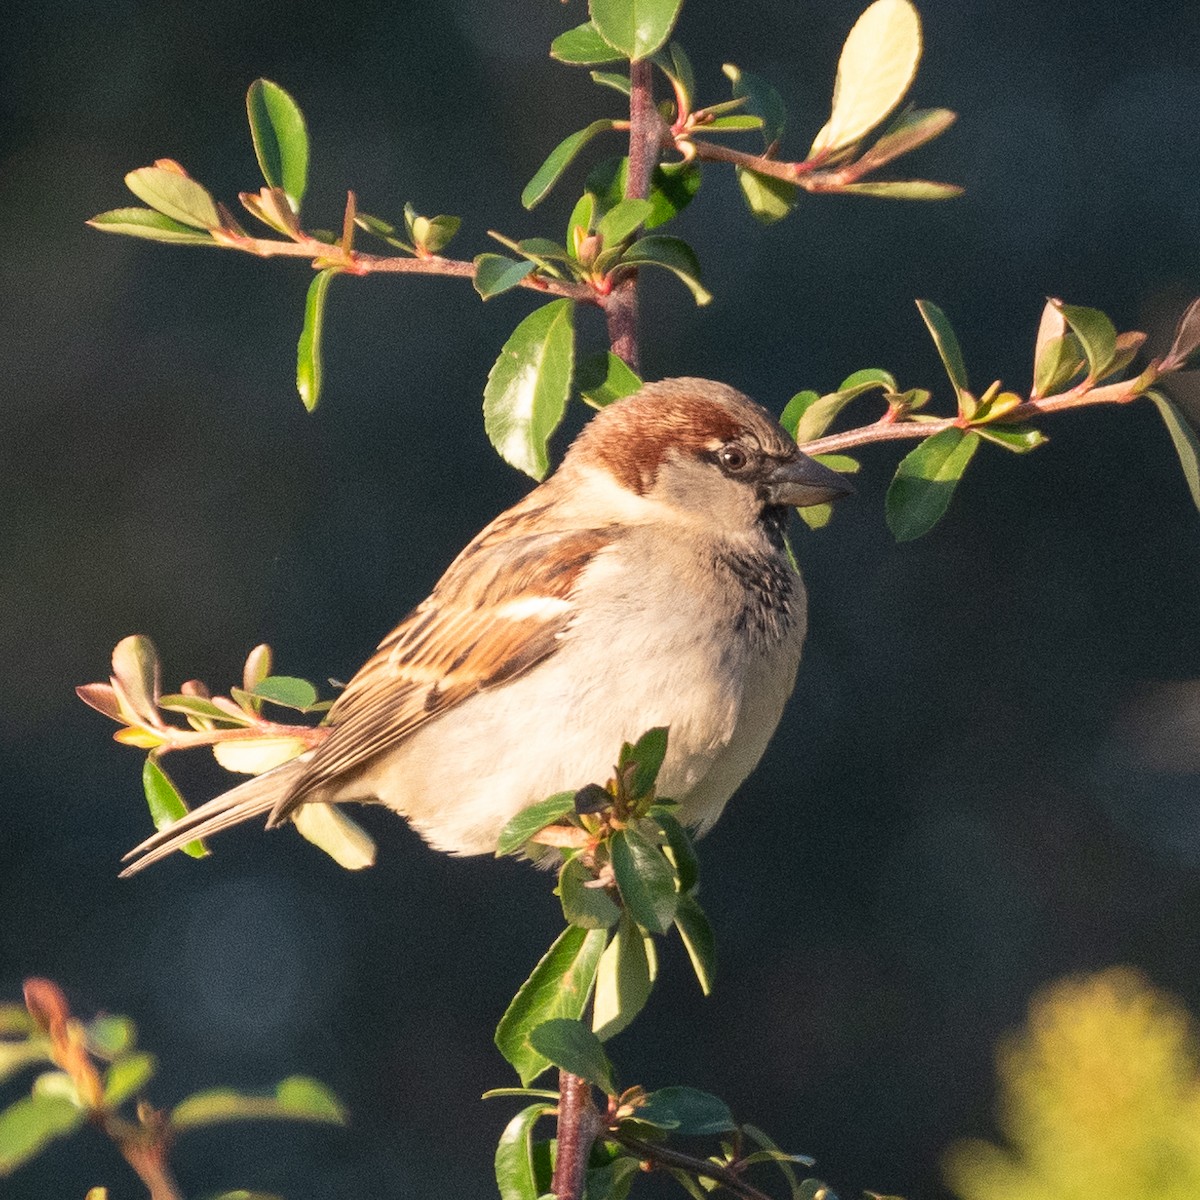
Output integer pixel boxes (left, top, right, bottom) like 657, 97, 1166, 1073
563, 377, 853, 532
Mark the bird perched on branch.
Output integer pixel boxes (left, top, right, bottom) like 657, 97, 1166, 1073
121, 378, 851, 875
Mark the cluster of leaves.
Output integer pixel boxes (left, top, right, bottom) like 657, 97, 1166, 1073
87, 0, 959, 480
0, 978, 343, 1196
484, 729, 863, 1200
787, 296, 1200, 541
76, 635, 377, 870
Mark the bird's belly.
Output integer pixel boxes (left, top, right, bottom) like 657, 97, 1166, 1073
350, 607, 802, 856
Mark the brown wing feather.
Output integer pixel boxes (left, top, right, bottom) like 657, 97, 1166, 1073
268, 516, 616, 822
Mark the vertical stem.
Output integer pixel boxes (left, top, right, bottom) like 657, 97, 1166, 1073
551, 1072, 602, 1200
605, 57, 658, 372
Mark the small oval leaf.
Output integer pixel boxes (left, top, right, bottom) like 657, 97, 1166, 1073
589, 0, 685, 60
125, 167, 220, 230
523, 120, 617, 210
246, 80, 309, 209
297, 268, 338, 412
885, 426, 980, 542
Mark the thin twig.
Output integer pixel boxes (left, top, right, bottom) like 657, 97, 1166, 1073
612, 1133, 777, 1200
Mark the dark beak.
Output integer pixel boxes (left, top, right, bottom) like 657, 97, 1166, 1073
765, 452, 856, 508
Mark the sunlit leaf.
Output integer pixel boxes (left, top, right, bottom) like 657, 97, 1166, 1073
143, 757, 208, 860
673, 894, 715, 994
523, 120, 618, 209
111, 635, 161, 725
915, 299, 969, 400
975, 425, 1048, 454
125, 167, 220, 230
1148, 392, 1200, 512
590, 70, 632, 96
497, 792, 577, 857
597, 198, 655, 247
528, 1019, 616, 1094
559, 856, 622, 929
246, 80, 309, 209
551, 21, 624, 65
88, 207, 217, 245
103, 1052, 156, 1107
0, 1094, 83, 1174
621, 235, 711, 305
251, 676, 318, 710
577, 351, 643, 409
297, 268, 337, 412
291, 803, 377, 870
652, 41, 696, 114
611, 827, 677, 934
495, 926, 608, 1085
409, 213, 461, 255
885, 426, 980, 541
585, 157, 701, 230
788, 370, 896, 442
592, 912, 653, 1040
495, 1102, 555, 1200
835, 180, 962, 200
484, 299, 576, 480
589, 0, 684, 60
810, 0, 922, 157
734, 169, 798, 224
856, 106, 957, 170
1053, 300, 1118, 382
636, 1087, 736, 1135
171, 1077, 345, 1130
619, 727, 669, 798
211, 737, 308, 775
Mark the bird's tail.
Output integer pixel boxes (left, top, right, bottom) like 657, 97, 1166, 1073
119, 757, 307, 878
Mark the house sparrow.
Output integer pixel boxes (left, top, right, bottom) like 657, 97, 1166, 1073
120, 378, 851, 875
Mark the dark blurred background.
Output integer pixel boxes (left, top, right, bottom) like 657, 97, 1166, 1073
3, 1, 1200, 1196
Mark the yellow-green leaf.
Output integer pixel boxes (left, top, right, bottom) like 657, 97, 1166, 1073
291, 803, 377, 870
125, 167, 220, 230
296, 268, 338, 412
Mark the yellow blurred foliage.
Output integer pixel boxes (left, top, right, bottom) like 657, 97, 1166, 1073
944, 966, 1200, 1200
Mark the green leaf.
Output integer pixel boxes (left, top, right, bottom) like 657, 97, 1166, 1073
723, 63, 787, 147
702, 115, 764, 131
1164, 298, 1200, 371
251, 676, 318, 710
653, 41, 696, 114
559, 856, 622, 929
734, 169, 798, 225
246, 80, 309, 210
495, 926, 609, 1085
528, 1019, 616, 1094
474, 254, 536, 300
0, 1094, 84, 1174
592, 913, 653, 1040
143, 757, 208, 860
780, 391, 819, 439
484, 299, 576, 480
856, 106, 957, 170
598, 198, 655, 247
1053, 300, 1118, 382
87, 1015, 136, 1058
589, 0, 685, 60
551, 21, 624, 65
975, 425, 1047, 454
291, 802, 377, 870
885, 426, 980, 542
497, 792, 577, 857
591, 70, 632, 96
103, 1052, 156, 1107
611, 827, 678, 934
619, 727, 669, 798
652, 809, 698, 893
482, 1088, 562, 1101
673, 893, 715, 994
741, 1123, 809, 1194
297, 268, 338, 412
585, 1156, 641, 1200
410, 214, 461, 255
111, 634, 160, 724
495, 1102, 555, 1200
586, 158, 701, 230
523, 120, 618, 209
170, 1077, 345, 1131
577, 351, 643, 409
835, 180, 963, 200
1032, 299, 1087, 397
124, 167, 220, 230
1148, 392, 1200, 512
810, 0, 922, 157
636, 1087, 736, 1135
88, 207, 217, 245
621, 236, 711, 305
915, 299, 969, 400
790, 371, 897, 442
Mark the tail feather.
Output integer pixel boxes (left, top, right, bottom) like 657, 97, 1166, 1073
119, 759, 306, 878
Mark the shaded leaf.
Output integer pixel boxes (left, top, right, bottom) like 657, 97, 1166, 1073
598, 198, 655, 247
1148, 392, 1200, 512
88, 207, 217, 245
103, 1052, 156, 1107
611, 827, 677, 934
1165, 298, 1200, 371
589, 0, 684, 60
653, 41, 696, 114
593, 912, 653, 1040
125, 167, 220, 230
0, 1094, 83, 1175
916, 299, 969, 399
619, 726, 668, 798
497, 792, 577, 857
975, 425, 1048, 454
246, 79, 309, 209
673, 894, 715, 994
474, 254, 536, 300
87, 1016, 135, 1058
834, 180, 962, 200
856, 106, 957, 170
297, 268, 337, 411
252, 676, 318, 710
171, 1076, 345, 1130
560, 856, 622, 929
410, 213, 461, 254
885, 426, 980, 541
291, 803, 377, 870
484, 299, 576, 480
495, 1102, 555, 1200
551, 21, 624, 65
621, 235, 711, 305
586, 157, 701, 229
741, 1123, 810, 1195
652, 809, 698, 893
585, 1156, 641, 1200
591, 70, 632, 96
143, 758, 208, 860
76, 682, 123, 722
1053, 300, 1118, 381
529, 1019, 616, 1094
577, 351, 643, 409
495, 926, 609, 1085
810, 0, 922, 156
734, 168, 798, 225
523, 120, 617, 209
723, 63, 787, 147
636, 1087, 736, 1135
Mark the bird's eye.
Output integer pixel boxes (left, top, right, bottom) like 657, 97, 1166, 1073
717, 444, 750, 472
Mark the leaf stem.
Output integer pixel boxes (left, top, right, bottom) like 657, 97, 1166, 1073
611, 1132, 776, 1200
